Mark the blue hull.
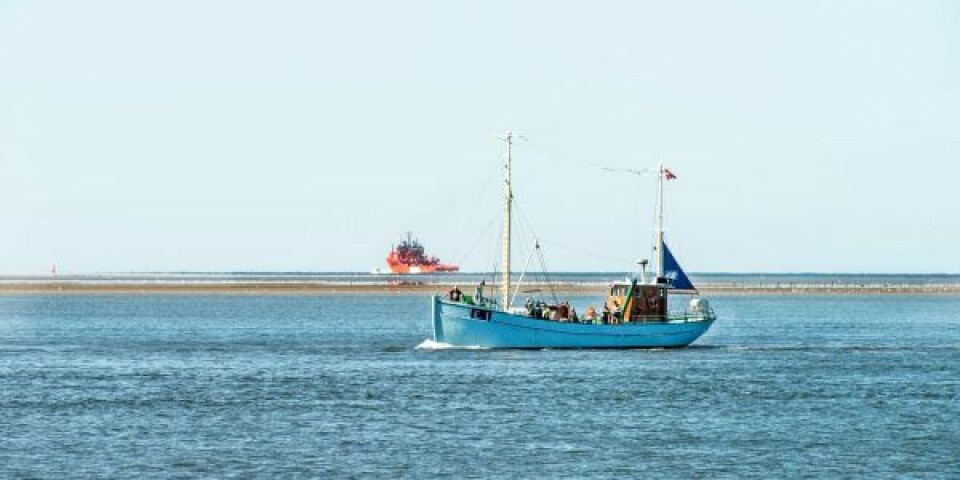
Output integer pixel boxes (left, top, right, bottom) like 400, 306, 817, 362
432, 297, 714, 349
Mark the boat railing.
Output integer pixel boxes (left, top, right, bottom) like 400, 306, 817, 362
527, 310, 713, 325
624, 310, 713, 324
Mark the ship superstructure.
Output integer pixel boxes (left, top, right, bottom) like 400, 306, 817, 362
386, 233, 459, 274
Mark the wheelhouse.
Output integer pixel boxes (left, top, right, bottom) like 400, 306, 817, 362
606, 282, 668, 322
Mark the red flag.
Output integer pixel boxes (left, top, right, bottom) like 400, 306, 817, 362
664, 168, 677, 180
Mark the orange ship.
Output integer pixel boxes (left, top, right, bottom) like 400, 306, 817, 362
386, 232, 459, 274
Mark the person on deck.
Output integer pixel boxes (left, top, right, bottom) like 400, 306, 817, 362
475, 280, 485, 306
449, 285, 462, 301
611, 300, 622, 324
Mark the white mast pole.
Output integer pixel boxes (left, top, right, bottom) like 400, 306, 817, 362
656, 160, 665, 279
500, 132, 513, 309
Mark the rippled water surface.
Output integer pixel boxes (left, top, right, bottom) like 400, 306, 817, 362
2, 294, 959, 477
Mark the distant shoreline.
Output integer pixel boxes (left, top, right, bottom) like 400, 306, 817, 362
2, 281, 960, 295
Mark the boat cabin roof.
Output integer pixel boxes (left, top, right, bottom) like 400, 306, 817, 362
609, 282, 666, 296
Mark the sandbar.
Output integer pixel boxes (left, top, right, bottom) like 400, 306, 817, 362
1, 281, 958, 296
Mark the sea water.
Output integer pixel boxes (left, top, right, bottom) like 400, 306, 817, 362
1, 294, 958, 477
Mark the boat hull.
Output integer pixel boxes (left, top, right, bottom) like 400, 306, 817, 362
387, 263, 460, 274
432, 297, 714, 349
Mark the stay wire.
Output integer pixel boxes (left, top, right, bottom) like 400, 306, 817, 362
452, 167, 500, 267
455, 214, 499, 270
513, 199, 559, 303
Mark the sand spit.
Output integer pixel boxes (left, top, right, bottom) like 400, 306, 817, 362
1, 281, 959, 296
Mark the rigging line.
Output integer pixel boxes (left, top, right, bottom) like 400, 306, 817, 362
649, 171, 659, 270
489, 216, 503, 288
454, 215, 499, 268
535, 242, 559, 304
511, 205, 546, 267
514, 204, 546, 273
603, 164, 655, 274
509, 210, 538, 278
511, 199, 560, 302
510, 239, 539, 308
511, 201, 544, 269
514, 222, 532, 268
406, 174, 469, 235
513, 204, 537, 256
402, 155, 500, 242
521, 141, 600, 174
451, 166, 500, 263
536, 239, 625, 264
516, 214, 548, 299
511, 197, 538, 238
630, 173, 643, 266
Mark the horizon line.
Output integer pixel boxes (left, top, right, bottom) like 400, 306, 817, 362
5, 270, 960, 276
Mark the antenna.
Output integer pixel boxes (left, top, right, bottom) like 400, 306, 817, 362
638, 259, 649, 284
604, 164, 656, 278
497, 132, 528, 142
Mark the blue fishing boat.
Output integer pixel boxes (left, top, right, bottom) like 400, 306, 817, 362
431, 133, 715, 348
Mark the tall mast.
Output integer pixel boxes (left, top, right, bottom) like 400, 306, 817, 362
656, 161, 665, 278
500, 131, 514, 309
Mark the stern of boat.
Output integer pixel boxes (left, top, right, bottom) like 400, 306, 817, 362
431, 295, 445, 342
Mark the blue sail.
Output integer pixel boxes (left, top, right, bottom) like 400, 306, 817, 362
663, 242, 697, 292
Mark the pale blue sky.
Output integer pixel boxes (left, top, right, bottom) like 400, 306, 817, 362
1, 0, 958, 273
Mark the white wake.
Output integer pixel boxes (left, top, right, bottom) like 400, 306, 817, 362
414, 339, 489, 350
